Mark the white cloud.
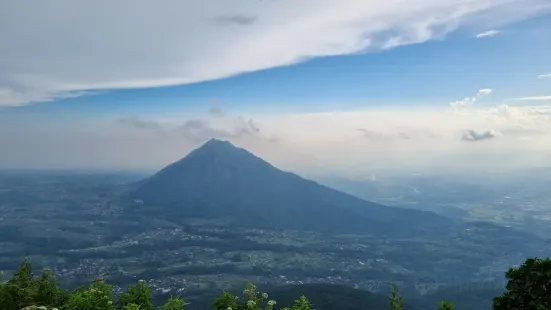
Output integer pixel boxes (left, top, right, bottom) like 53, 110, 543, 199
449, 88, 492, 108
475, 29, 500, 38
450, 96, 477, 108
516, 96, 551, 101
1, 0, 549, 106
477, 88, 493, 96
538, 73, 551, 79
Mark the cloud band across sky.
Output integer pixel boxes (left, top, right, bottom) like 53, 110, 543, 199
1, 104, 550, 175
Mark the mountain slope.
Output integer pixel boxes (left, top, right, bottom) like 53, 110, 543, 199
131, 139, 454, 235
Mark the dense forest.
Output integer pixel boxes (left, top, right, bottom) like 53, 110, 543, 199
1, 257, 550, 310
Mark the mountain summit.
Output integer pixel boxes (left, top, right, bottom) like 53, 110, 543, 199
131, 139, 451, 235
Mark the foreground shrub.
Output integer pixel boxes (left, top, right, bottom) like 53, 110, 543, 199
493, 257, 551, 310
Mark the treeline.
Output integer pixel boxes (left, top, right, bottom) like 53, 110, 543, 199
1, 257, 550, 309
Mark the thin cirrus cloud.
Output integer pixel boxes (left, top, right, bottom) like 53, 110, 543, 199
516, 96, 551, 101
475, 29, 500, 38
538, 73, 551, 78
212, 14, 258, 26
1, 0, 550, 107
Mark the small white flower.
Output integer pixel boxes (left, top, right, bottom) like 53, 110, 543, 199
227, 307, 232, 310
262, 292, 268, 299
246, 300, 256, 307
267, 300, 276, 306
108, 301, 113, 305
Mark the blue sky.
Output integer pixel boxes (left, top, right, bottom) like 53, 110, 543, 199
1, 0, 550, 173
5, 13, 551, 117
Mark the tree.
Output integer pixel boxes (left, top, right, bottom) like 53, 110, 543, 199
159, 297, 188, 310
493, 257, 551, 310
436, 301, 454, 310
212, 283, 279, 310
117, 280, 154, 310
212, 291, 238, 310
6, 258, 34, 308
0, 280, 18, 310
64, 278, 116, 310
9, 258, 34, 288
6, 256, 551, 310
30, 268, 68, 307
389, 283, 404, 310
281, 296, 311, 310
0, 259, 67, 310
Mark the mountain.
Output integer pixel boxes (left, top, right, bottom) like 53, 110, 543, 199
130, 139, 454, 235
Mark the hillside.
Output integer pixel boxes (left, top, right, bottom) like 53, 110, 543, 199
130, 139, 453, 236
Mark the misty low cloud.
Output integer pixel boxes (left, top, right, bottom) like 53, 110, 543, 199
118, 116, 164, 131
116, 114, 264, 143
1, 104, 550, 175
177, 117, 261, 142
461, 129, 499, 141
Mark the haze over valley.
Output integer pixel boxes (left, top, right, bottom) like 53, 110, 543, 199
1, 140, 550, 309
